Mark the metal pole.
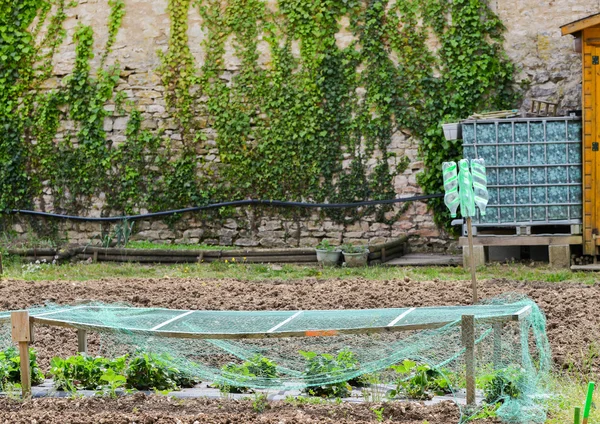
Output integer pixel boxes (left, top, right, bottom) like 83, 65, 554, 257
466, 217, 478, 303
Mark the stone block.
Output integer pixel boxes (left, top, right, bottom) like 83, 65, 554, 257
113, 117, 129, 131
183, 229, 204, 239
462, 245, 485, 269
548, 245, 570, 269
259, 237, 286, 248
235, 238, 259, 247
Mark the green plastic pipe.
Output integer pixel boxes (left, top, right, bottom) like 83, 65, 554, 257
582, 381, 595, 424
574, 406, 581, 424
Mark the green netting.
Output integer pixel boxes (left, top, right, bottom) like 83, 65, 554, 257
0, 294, 551, 423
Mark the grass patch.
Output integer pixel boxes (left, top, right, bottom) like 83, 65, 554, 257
125, 241, 237, 251
546, 374, 600, 423
1, 257, 598, 284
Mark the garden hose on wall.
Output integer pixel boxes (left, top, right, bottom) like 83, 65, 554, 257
5, 194, 444, 222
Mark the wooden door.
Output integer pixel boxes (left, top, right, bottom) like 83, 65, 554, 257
583, 27, 600, 255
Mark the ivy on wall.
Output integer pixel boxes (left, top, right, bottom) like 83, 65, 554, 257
0, 0, 518, 228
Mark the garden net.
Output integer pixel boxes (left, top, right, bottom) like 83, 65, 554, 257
0, 294, 551, 423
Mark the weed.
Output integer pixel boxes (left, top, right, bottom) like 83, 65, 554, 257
371, 406, 385, 422
360, 373, 386, 402
283, 395, 329, 406
252, 392, 269, 413
464, 402, 499, 421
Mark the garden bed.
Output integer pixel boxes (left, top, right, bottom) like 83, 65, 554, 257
6, 235, 408, 266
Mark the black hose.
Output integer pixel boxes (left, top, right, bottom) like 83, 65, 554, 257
6, 193, 444, 223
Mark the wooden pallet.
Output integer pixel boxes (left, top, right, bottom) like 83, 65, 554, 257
467, 223, 582, 237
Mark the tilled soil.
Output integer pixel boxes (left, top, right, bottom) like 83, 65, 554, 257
0, 275, 595, 423
0, 394, 495, 424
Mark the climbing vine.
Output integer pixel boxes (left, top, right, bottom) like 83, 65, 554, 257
0, 0, 518, 228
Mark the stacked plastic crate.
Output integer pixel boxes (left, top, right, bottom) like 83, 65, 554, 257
462, 117, 582, 226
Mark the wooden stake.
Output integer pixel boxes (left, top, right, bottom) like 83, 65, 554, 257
11, 311, 31, 398
462, 314, 476, 406
77, 329, 88, 354
582, 381, 595, 424
574, 406, 581, 424
493, 322, 502, 370
466, 217, 478, 303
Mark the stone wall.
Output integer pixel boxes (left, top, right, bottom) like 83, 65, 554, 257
10, 0, 598, 252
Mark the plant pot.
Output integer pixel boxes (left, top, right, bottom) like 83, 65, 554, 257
442, 123, 462, 141
342, 251, 368, 268
315, 249, 341, 266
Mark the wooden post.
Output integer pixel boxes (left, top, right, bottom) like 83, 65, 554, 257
466, 217, 478, 303
77, 329, 88, 354
0, 251, 3, 275
11, 311, 31, 398
462, 314, 476, 406
493, 322, 502, 370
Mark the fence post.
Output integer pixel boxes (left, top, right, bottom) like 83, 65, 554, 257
462, 314, 476, 406
11, 311, 32, 398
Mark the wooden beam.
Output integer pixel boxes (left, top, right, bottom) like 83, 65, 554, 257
561, 14, 600, 36
493, 323, 502, 370
30, 311, 521, 341
458, 235, 582, 247
77, 329, 87, 354
11, 311, 31, 398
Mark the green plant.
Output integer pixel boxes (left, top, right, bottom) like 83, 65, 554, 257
218, 354, 279, 393
0, 346, 44, 389
125, 352, 199, 391
251, 392, 269, 413
371, 406, 385, 422
389, 359, 451, 400
482, 366, 525, 404
465, 402, 499, 421
360, 373, 386, 402
299, 348, 359, 398
49, 353, 127, 391
341, 244, 368, 254
0, 0, 517, 233
99, 368, 127, 398
316, 240, 339, 252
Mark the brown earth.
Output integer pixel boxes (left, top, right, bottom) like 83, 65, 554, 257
0, 275, 595, 423
0, 394, 494, 424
